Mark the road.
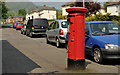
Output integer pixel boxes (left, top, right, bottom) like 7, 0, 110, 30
1, 24, 120, 74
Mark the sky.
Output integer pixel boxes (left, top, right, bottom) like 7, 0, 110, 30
6, 0, 116, 2
6, 0, 117, 10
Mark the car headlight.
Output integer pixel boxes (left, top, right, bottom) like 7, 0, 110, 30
105, 44, 118, 49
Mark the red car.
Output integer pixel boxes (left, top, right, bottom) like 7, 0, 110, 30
16, 22, 24, 30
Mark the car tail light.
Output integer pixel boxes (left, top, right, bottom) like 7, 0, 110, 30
32, 27, 34, 30
59, 29, 64, 35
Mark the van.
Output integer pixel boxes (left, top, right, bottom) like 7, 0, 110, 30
26, 18, 49, 37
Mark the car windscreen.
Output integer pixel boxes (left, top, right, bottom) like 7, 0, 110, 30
33, 19, 48, 27
90, 23, 120, 36
18, 23, 23, 25
61, 21, 67, 28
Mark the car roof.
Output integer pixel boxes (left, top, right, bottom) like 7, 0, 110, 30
55, 19, 67, 22
85, 21, 113, 24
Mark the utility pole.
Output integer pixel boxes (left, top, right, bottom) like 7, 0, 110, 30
0, 2, 2, 25
83, 0, 85, 8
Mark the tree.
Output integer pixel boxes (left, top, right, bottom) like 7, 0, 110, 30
18, 9, 26, 20
74, 1, 101, 17
1, 2, 9, 19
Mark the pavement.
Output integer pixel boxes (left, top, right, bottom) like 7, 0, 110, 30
1, 24, 120, 74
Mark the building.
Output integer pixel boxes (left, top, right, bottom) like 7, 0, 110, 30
6, 16, 23, 24
61, 2, 75, 16
26, 5, 57, 21
107, 1, 120, 16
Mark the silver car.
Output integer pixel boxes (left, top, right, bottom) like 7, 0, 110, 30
46, 20, 67, 48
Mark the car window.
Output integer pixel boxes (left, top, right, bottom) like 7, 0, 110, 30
56, 21, 59, 28
85, 23, 89, 35
49, 22, 54, 29
61, 21, 67, 28
52, 22, 56, 29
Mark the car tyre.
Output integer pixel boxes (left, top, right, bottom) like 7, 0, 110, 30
56, 38, 61, 48
26, 31, 28, 36
29, 32, 33, 38
21, 31, 23, 34
66, 42, 68, 50
93, 47, 103, 63
46, 36, 50, 44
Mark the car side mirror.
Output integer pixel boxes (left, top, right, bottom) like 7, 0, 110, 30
85, 31, 90, 37
85, 34, 90, 37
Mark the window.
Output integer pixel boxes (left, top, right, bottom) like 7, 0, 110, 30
52, 22, 56, 29
61, 21, 67, 28
85, 24, 89, 35
56, 22, 59, 28
49, 22, 54, 29
116, 6, 119, 12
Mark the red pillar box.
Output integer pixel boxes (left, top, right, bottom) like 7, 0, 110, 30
66, 7, 88, 70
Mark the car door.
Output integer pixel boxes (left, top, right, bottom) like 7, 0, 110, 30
85, 23, 92, 55
47, 22, 54, 41
52, 21, 59, 42
51, 21, 57, 42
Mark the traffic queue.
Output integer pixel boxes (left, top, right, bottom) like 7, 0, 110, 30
12, 18, 120, 64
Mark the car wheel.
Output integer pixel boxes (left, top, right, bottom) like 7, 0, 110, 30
23, 31, 25, 35
56, 39, 61, 48
26, 31, 28, 36
66, 42, 68, 50
29, 32, 33, 38
21, 31, 23, 34
93, 48, 103, 63
46, 36, 50, 44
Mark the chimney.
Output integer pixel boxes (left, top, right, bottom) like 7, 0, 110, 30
36, 6, 39, 12
43, 5, 46, 7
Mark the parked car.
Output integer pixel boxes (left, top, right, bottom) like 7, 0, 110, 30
46, 20, 67, 48
16, 22, 24, 30
21, 24, 26, 35
66, 21, 120, 63
13, 22, 18, 28
26, 18, 49, 37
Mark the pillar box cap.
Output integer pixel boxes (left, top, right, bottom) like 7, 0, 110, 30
66, 7, 88, 12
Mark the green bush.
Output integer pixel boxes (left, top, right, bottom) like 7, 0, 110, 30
85, 13, 120, 26
112, 20, 120, 26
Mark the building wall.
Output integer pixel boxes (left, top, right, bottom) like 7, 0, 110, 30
107, 5, 120, 16
26, 10, 56, 20
62, 6, 70, 16
6, 17, 23, 24
39, 10, 56, 20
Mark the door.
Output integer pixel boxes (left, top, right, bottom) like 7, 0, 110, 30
52, 21, 59, 42
47, 22, 54, 41
51, 21, 57, 42
85, 23, 92, 55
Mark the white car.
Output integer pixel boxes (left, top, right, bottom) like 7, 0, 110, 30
46, 20, 67, 48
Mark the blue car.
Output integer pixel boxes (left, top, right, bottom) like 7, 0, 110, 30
13, 22, 18, 28
66, 21, 120, 63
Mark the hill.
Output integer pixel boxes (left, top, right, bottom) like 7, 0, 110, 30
6, 2, 42, 14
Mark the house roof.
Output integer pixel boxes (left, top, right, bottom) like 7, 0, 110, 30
61, 0, 92, 7
38, 7, 57, 12
29, 6, 56, 14
107, 1, 120, 6
7, 16, 23, 19
61, 2, 75, 7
